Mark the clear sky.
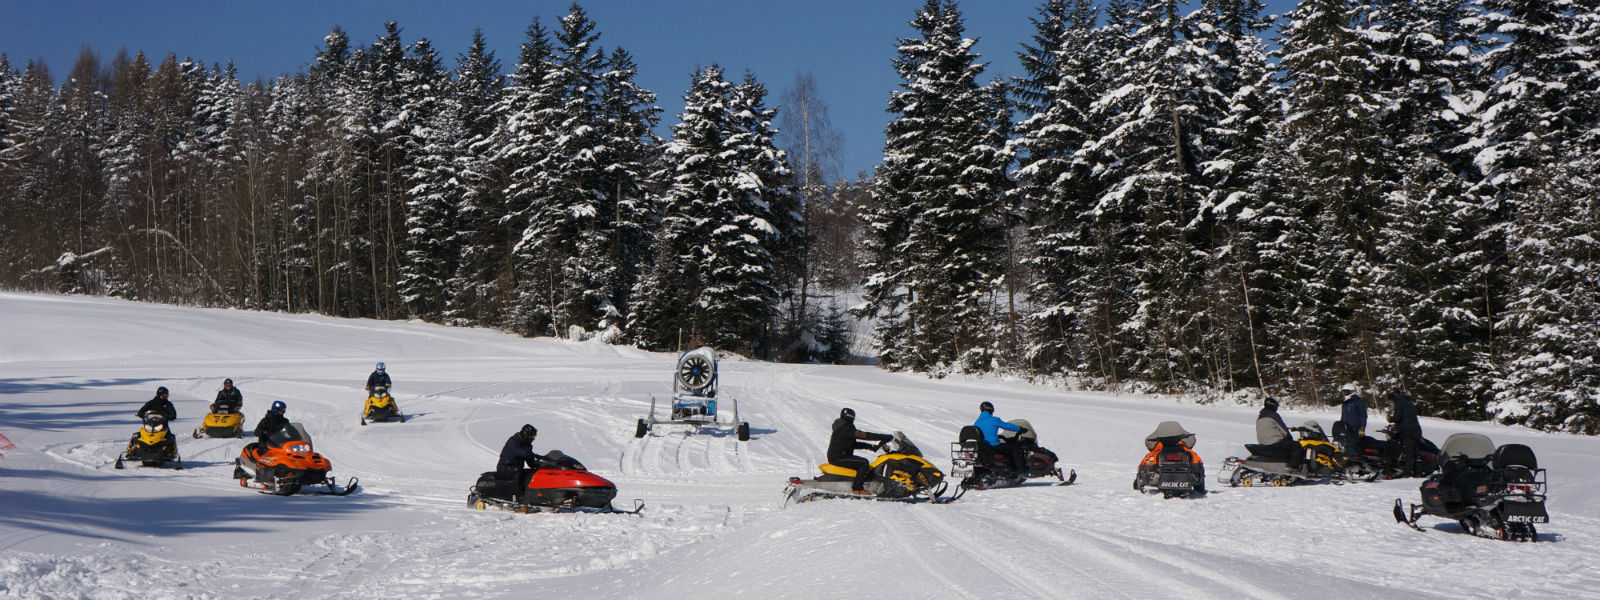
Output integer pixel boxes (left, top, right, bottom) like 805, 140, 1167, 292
1, 0, 1300, 179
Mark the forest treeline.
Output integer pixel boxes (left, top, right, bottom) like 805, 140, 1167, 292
1, 0, 1595, 432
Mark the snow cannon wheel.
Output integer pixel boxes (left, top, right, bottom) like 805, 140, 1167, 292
635, 419, 648, 438
737, 421, 750, 442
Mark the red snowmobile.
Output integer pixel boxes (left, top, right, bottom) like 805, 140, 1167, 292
468, 450, 642, 514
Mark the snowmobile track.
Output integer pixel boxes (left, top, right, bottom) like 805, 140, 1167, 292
902, 507, 1065, 598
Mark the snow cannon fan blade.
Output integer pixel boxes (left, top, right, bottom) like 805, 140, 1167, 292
677, 353, 715, 392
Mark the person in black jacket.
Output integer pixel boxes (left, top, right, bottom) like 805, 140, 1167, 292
365, 362, 391, 392
213, 378, 243, 413
1387, 389, 1423, 476
137, 386, 177, 423
496, 424, 546, 495
254, 400, 290, 451
1336, 383, 1367, 451
828, 408, 893, 494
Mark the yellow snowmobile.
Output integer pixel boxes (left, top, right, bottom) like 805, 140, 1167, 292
194, 397, 245, 438
783, 432, 957, 504
116, 413, 181, 470
361, 385, 404, 425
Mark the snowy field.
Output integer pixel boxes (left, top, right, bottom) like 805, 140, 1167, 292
1, 292, 1597, 599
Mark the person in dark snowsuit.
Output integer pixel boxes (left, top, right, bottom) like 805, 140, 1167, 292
496, 424, 546, 495
1336, 383, 1367, 451
213, 378, 243, 413
828, 408, 893, 493
974, 401, 1027, 475
1254, 397, 1300, 468
253, 401, 290, 452
137, 386, 178, 423
365, 362, 391, 392
1387, 390, 1423, 476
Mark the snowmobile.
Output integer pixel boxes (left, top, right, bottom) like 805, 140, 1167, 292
1394, 433, 1548, 542
784, 431, 957, 505
193, 395, 245, 439
1334, 422, 1439, 480
1217, 420, 1346, 487
467, 450, 643, 514
1134, 421, 1205, 498
115, 413, 182, 470
360, 385, 405, 425
949, 418, 1074, 490
232, 422, 357, 496
635, 347, 749, 441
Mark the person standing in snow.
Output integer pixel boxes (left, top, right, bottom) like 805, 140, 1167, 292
1255, 397, 1300, 468
1387, 389, 1423, 476
974, 401, 1027, 475
365, 362, 391, 393
137, 386, 177, 423
1336, 383, 1367, 451
828, 408, 893, 494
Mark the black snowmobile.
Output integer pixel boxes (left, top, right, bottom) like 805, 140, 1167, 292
784, 432, 955, 505
1134, 421, 1205, 498
1394, 433, 1548, 542
949, 419, 1074, 490
115, 413, 182, 470
1333, 422, 1439, 480
1218, 420, 1345, 487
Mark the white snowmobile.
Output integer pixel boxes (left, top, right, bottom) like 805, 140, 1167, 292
635, 347, 749, 441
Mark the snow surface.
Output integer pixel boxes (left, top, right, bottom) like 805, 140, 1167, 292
1, 292, 1597, 599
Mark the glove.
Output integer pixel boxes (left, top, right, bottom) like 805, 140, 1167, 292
875, 441, 888, 452
1017, 427, 1030, 435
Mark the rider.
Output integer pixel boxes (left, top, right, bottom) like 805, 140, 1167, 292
214, 378, 243, 413
1387, 389, 1423, 476
828, 408, 893, 495
974, 401, 1027, 475
497, 424, 546, 493
137, 386, 178, 423
253, 401, 290, 452
366, 362, 392, 393
1255, 397, 1300, 468
1337, 383, 1366, 451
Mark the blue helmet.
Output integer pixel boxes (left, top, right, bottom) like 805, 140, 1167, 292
376, 362, 386, 371
271, 400, 286, 413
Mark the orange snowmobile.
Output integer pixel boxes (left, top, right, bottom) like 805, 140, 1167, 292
233, 422, 357, 496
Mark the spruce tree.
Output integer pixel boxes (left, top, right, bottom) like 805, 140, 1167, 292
442, 30, 506, 326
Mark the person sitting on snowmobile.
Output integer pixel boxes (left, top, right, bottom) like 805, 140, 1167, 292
828, 408, 893, 495
214, 378, 243, 412
1255, 397, 1300, 468
496, 424, 547, 491
1387, 389, 1423, 475
137, 386, 178, 423
253, 401, 289, 451
365, 362, 391, 393
974, 401, 1027, 475
1336, 383, 1366, 451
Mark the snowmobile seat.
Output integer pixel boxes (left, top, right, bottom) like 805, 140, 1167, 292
1492, 444, 1540, 484
1145, 421, 1195, 451
819, 463, 857, 478
1440, 433, 1495, 468
958, 426, 982, 450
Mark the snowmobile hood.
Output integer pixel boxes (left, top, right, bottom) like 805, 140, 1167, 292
527, 468, 616, 491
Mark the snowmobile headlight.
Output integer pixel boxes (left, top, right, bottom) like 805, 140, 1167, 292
290, 443, 311, 453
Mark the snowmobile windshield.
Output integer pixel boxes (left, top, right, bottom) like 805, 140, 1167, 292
889, 432, 922, 457
269, 423, 313, 446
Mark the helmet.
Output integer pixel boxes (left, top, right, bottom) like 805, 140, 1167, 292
271, 400, 286, 413
979, 401, 994, 413
520, 424, 537, 438
1263, 397, 1279, 411
1340, 382, 1357, 393
157, 386, 169, 396
839, 407, 855, 421
223, 378, 234, 386
376, 362, 386, 371
1387, 390, 1410, 403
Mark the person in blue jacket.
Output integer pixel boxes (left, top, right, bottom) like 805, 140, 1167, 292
1337, 383, 1367, 451
365, 362, 391, 393
974, 401, 1027, 475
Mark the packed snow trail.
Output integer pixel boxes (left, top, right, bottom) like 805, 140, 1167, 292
2, 292, 1598, 599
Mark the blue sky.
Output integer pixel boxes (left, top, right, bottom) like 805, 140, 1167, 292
2, 0, 1300, 178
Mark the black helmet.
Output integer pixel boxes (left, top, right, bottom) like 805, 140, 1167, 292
1387, 390, 1411, 403
223, 378, 234, 386
839, 407, 855, 421
979, 401, 994, 413
1263, 397, 1279, 411
157, 386, 169, 396
520, 424, 537, 438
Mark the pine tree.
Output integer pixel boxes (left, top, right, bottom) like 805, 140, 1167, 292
591, 47, 661, 337
442, 29, 506, 326
493, 16, 561, 335
395, 37, 457, 321
859, 0, 1012, 373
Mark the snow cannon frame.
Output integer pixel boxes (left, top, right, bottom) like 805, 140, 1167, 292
636, 347, 750, 441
